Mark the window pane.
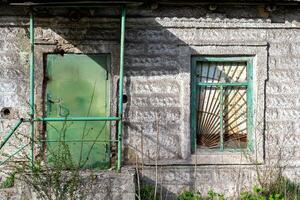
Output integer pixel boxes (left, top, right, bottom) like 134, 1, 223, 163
223, 87, 247, 149
196, 86, 248, 149
196, 61, 247, 83
197, 86, 221, 149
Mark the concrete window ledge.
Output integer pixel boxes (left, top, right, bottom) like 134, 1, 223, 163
143, 150, 263, 166
191, 149, 263, 165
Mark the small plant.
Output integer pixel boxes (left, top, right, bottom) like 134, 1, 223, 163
15, 142, 91, 200
266, 176, 300, 200
207, 189, 225, 200
177, 191, 201, 200
4, 137, 98, 200
177, 190, 224, 200
139, 184, 160, 200
239, 185, 283, 200
1, 171, 16, 188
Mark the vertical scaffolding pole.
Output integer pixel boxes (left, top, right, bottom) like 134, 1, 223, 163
29, 11, 35, 164
117, 6, 126, 171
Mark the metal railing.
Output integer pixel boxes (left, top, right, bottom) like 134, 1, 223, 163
0, 5, 126, 172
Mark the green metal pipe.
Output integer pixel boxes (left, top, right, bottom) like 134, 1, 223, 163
0, 144, 29, 166
0, 119, 23, 150
38, 139, 118, 143
117, 5, 126, 172
30, 116, 121, 122
9, 2, 143, 7
29, 11, 35, 164
197, 82, 248, 87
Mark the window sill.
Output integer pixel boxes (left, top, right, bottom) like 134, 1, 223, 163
191, 148, 263, 165
143, 149, 263, 166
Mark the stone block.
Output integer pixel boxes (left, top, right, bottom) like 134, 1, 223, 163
130, 94, 180, 107
266, 81, 300, 95
277, 109, 300, 121
0, 82, 17, 93
270, 56, 300, 69
266, 121, 295, 135
268, 43, 291, 56
125, 56, 180, 68
2, 95, 20, 107
126, 107, 181, 124
131, 80, 180, 94
267, 30, 300, 42
266, 94, 296, 108
269, 69, 300, 82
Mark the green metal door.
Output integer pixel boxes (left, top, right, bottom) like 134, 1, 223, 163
45, 54, 110, 169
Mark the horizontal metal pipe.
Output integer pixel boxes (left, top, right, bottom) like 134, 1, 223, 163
9, 1, 143, 6
0, 144, 29, 166
38, 140, 118, 143
23, 117, 121, 122
197, 82, 248, 87
0, 119, 23, 150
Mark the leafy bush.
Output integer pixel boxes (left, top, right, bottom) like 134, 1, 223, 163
177, 190, 224, 200
239, 185, 283, 200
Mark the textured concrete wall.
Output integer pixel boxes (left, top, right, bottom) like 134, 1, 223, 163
0, 4, 299, 199
0, 168, 136, 200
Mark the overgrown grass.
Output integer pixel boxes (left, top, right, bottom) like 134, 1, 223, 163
139, 184, 160, 200
177, 189, 224, 200
239, 177, 300, 200
174, 176, 300, 200
2, 138, 97, 199
12, 142, 93, 200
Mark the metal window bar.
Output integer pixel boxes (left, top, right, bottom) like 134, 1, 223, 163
192, 57, 253, 151
199, 87, 247, 150
200, 64, 247, 136
0, 5, 127, 172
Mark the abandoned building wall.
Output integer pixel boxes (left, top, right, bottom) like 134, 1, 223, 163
0, 4, 299, 198
123, 6, 300, 198
0, 168, 136, 200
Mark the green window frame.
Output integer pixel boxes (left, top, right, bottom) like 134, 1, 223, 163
191, 56, 253, 152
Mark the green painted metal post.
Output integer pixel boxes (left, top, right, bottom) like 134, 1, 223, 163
29, 11, 35, 165
0, 119, 23, 150
190, 58, 198, 152
247, 59, 254, 151
219, 85, 224, 150
117, 6, 126, 171
0, 144, 29, 166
